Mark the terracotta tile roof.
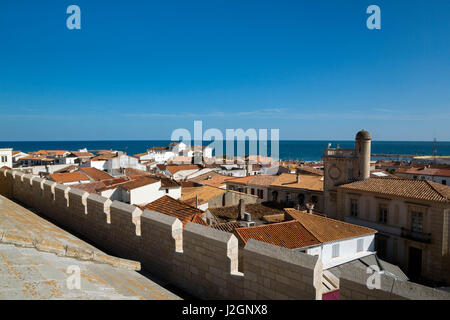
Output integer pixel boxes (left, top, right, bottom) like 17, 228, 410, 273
95, 150, 118, 155
296, 166, 324, 176
91, 153, 116, 161
149, 146, 169, 151
235, 221, 320, 249
227, 175, 279, 187
270, 173, 324, 192
262, 214, 286, 223
284, 208, 377, 243
80, 167, 114, 181
124, 168, 151, 178
246, 155, 274, 165
187, 171, 219, 182
154, 177, 178, 188
179, 181, 198, 189
49, 171, 90, 184
180, 186, 226, 204
201, 174, 234, 188
70, 181, 107, 194
138, 195, 206, 227
226, 176, 254, 185
156, 164, 167, 171
95, 177, 131, 192
396, 167, 450, 178
191, 214, 208, 226
70, 151, 94, 158
117, 176, 160, 191
34, 150, 69, 156
210, 221, 242, 233
53, 165, 79, 173
166, 165, 200, 174
133, 152, 149, 158
209, 202, 287, 222
19, 155, 51, 161
339, 177, 450, 203
170, 156, 193, 163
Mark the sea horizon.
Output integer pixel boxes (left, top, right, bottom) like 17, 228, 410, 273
2, 140, 450, 162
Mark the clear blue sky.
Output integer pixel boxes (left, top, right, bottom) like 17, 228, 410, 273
0, 0, 449, 141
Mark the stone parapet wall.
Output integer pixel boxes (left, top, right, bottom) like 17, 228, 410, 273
0, 168, 321, 300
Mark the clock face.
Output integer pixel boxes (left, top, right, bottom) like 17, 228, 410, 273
329, 165, 341, 180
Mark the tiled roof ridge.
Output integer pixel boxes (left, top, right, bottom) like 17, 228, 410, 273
0, 230, 140, 271
235, 220, 321, 246
342, 177, 450, 202
158, 194, 203, 212
284, 208, 377, 242
78, 169, 92, 180
425, 179, 450, 201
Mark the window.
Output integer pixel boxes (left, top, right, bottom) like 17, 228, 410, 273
285, 193, 291, 203
332, 244, 340, 258
350, 199, 358, 217
379, 204, 388, 224
443, 180, 447, 185
357, 239, 364, 252
257, 189, 264, 199
0, 156, 7, 162
250, 188, 255, 195
272, 191, 278, 201
165, 189, 169, 194
411, 211, 423, 233
311, 195, 318, 204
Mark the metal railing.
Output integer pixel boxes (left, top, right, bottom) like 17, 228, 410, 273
401, 227, 432, 243
323, 149, 356, 158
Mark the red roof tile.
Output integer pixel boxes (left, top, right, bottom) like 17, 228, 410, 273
138, 195, 205, 227
235, 221, 320, 249
80, 167, 114, 181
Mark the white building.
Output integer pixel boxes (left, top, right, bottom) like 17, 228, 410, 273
12, 151, 29, 164
396, 167, 450, 186
164, 165, 201, 181
235, 208, 377, 271
112, 176, 181, 205
0, 148, 13, 168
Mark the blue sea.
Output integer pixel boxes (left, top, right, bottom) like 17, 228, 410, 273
1, 140, 449, 162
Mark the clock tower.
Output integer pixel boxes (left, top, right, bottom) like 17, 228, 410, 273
322, 130, 371, 217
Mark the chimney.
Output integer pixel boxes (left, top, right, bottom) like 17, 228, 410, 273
238, 199, 246, 220
296, 174, 300, 184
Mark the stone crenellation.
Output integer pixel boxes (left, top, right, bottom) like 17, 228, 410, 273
1, 167, 449, 300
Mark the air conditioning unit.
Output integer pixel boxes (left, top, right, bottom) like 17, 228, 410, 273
241, 221, 255, 227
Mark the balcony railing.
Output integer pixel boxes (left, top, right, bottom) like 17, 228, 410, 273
401, 227, 432, 243
323, 148, 356, 158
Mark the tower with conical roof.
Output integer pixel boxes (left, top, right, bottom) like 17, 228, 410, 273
355, 130, 371, 180
322, 130, 372, 217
